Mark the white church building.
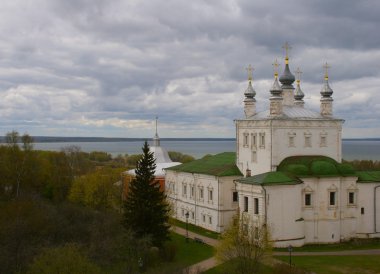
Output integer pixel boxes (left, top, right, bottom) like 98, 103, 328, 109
165, 45, 380, 247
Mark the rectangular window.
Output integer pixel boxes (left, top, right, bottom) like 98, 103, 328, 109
289, 136, 295, 147
251, 151, 257, 162
361, 207, 365, 215
202, 214, 205, 222
233, 191, 238, 202
305, 193, 312, 206
348, 192, 355, 205
209, 190, 213, 201
199, 187, 204, 200
181, 209, 184, 216
191, 212, 194, 219
254, 198, 259, 214
259, 133, 265, 148
320, 136, 327, 147
244, 196, 249, 212
251, 133, 257, 148
190, 185, 194, 198
243, 133, 249, 147
305, 136, 311, 147
209, 216, 212, 224
183, 184, 187, 196
329, 191, 336, 206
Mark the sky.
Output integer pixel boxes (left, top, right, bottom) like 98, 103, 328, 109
0, 0, 379, 138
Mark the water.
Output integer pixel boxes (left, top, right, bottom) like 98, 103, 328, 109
33, 139, 380, 161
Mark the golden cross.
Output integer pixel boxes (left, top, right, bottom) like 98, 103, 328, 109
323, 62, 331, 80
282, 42, 292, 59
272, 59, 280, 77
295, 67, 302, 83
246, 64, 254, 81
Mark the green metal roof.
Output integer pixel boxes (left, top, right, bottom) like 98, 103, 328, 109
277, 155, 356, 177
356, 171, 380, 182
237, 171, 302, 186
165, 152, 242, 177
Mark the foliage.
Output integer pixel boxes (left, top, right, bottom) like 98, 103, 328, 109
171, 218, 220, 239
125, 153, 143, 167
27, 244, 102, 274
123, 141, 170, 247
69, 167, 124, 210
168, 151, 195, 163
343, 159, 380, 171
217, 213, 271, 274
89, 151, 113, 162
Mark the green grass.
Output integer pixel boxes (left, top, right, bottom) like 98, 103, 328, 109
274, 238, 380, 252
203, 260, 274, 274
275, 255, 380, 274
170, 218, 220, 239
145, 232, 215, 273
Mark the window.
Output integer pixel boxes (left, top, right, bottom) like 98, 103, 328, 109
202, 214, 206, 222
361, 207, 365, 215
329, 191, 336, 206
233, 191, 238, 202
209, 216, 212, 224
251, 133, 257, 148
199, 187, 204, 200
183, 184, 187, 196
320, 136, 327, 147
244, 196, 249, 212
259, 133, 265, 148
191, 212, 194, 219
305, 193, 312, 206
254, 198, 259, 214
251, 151, 257, 162
305, 136, 311, 147
289, 136, 295, 147
243, 132, 249, 147
348, 192, 355, 205
181, 209, 184, 217
190, 185, 194, 198
208, 189, 213, 202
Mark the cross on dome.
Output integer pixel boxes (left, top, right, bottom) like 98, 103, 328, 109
295, 67, 303, 83
272, 59, 280, 77
246, 64, 254, 81
323, 62, 331, 80
282, 42, 292, 64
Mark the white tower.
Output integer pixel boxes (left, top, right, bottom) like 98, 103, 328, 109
320, 63, 334, 116
243, 64, 256, 118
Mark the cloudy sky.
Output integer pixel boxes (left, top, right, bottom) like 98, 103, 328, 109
0, 0, 379, 138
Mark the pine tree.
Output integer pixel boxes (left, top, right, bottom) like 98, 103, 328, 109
123, 141, 170, 247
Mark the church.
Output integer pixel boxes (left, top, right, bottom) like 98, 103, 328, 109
165, 44, 380, 247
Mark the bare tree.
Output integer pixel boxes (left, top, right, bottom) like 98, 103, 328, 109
217, 212, 272, 274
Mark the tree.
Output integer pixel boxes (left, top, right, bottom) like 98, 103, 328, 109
27, 244, 101, 274
168, 151, 195, 163
217, 213, 272, 274
123, 141, 170, 247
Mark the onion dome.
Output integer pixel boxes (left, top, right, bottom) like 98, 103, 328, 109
294, 67, 304, 101
244, 80, 256, 101
244, 64, 256, 101
320, 62, 333, 98
279, 42, 295, 88
270, 59, 282, 97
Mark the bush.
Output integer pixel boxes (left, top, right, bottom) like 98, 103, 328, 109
160, 241, 177, 262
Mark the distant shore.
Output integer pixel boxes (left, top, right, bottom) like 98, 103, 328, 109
0, 136, 379, 143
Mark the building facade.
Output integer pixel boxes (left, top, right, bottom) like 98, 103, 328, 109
165, 45, 380, 247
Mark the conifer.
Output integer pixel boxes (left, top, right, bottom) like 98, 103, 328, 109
123, 141, 170, 247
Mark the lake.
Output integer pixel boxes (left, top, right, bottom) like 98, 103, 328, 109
32, 139, 380, 161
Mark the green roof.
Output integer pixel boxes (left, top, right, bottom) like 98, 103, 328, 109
165, 152, 242, 177
356, 171, 380, 182
237, 171, 302, 186
277, 156, 356, 177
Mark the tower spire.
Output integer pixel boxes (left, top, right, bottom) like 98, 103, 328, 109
243, 64, 256, 118
153, 116, 160, 146
294, 67, 305, 106
320, 62, 334, 116
269, 59, 283, 116
279, 42, 296, 106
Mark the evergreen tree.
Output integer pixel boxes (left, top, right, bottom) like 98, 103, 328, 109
123, 141, 170, 247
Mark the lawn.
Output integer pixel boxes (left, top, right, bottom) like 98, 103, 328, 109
274, 238, 380, 252
275, 255, 380, 274
146, 231, 215, 273
170, 218, 220, 239
203, 261, 274, 274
